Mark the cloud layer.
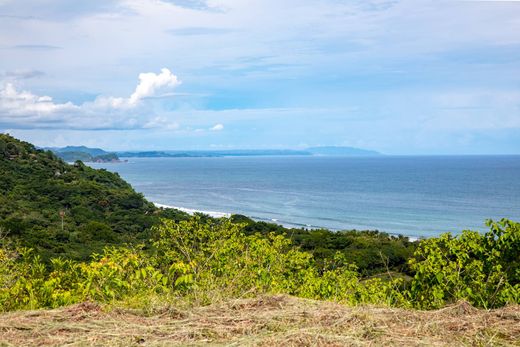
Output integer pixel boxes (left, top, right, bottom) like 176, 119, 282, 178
0, 0, 519, 153
0, 68, 181, 130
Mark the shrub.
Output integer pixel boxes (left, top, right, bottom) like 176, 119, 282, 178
409, 219, 520, 309
1, 217, 518, 312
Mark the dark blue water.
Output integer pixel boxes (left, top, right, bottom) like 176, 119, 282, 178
90, 156, 520, 238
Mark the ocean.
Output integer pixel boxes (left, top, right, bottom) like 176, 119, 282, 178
90, 155, 520, 238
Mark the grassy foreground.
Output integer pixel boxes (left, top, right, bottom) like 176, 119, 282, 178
0, 295, 518, 346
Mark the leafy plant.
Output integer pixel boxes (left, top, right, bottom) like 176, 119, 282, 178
409, 219, 520, 309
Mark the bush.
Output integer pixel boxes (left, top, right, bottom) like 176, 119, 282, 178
153, 217, 316, 303
1, 217, 518, 312
409, 219, 520, 309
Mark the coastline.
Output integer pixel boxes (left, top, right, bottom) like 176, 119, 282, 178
87, 156, 520, 241
153, 202, 312, 228
153, 202, 421, 241
154, 203, 231, 219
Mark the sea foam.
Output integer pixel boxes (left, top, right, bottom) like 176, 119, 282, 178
154, 203, 231, 218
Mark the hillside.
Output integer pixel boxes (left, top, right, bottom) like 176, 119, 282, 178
1, 295, 518, 346
0, 134, 185, 261
56, 151, 121, 163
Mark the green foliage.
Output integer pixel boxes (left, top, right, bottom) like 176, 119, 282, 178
55, 151, 120, 163
408, 219, 520, 309
0, 245, 168, 311
153, 217, 317, 303
0, 134, 187, 261
0, 216, 412, 311
6, 216, 516, 313
55, 151, 93, 162
234, 215, 417, 276
151, 216, 408, 306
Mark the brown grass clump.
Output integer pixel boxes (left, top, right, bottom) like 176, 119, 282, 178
0, 296, 519, 346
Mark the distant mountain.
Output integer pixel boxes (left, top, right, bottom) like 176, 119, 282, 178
47, 145, 379, 159
211, 149, 310, 156
117, 149, 310, 158
116, 151, 205, 158
52, 146, 109, 157
117, 148, 383, 158
47, 146, 121, 163
306, 146, 381, 156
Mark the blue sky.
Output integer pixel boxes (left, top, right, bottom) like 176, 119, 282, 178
0, 0, 519, 154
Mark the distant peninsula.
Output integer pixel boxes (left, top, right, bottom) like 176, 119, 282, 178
117, 146, 381, 158
46, 146, 122, 163
116, 149, 311, 158
46, 145, 381, 161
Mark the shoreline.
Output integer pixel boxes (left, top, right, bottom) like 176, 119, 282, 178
153, 202, 316, 228
154, 203, 231, 219
153, 202, 421, 241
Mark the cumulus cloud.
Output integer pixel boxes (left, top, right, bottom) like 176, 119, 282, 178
0, 83, 78, 116
129, 68, 181, 104
0, 68, 181, 130
210, 123, 224, 131
92, 68, 181, 109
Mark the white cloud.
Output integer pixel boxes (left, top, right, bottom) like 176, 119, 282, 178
143, 116, 180, 130
0, 82, 78, 117
129, 68, 181, 105
91, 68, 181, 109
0, 68, 181, 129
210, 123, 224, 131
1, 1, 519, 153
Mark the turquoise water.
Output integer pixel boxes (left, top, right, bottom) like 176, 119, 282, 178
90, 155, 520, 238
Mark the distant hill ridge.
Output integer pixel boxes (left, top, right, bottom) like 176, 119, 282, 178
48, 145, 381, 158
117, 147, 380, 157
45, 146, 121, 163
52, 146, 109, 157
116, 149, 311, 158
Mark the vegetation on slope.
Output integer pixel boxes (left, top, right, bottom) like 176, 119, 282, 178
1, 216, 518, 313
0, 134, 186, 261
55, 151, 120, 163
234, 215, 416, 276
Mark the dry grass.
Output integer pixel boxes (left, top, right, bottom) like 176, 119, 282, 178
0, 296, 519, 346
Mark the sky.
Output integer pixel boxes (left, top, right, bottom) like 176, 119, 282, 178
0, 0, 519, 154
